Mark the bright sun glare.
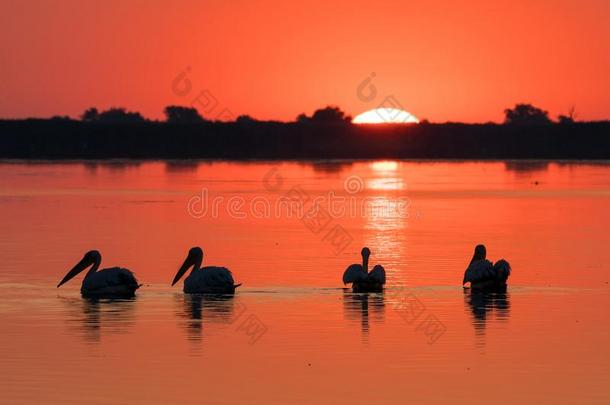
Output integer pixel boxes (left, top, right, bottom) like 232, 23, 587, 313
353, 108, 419, 124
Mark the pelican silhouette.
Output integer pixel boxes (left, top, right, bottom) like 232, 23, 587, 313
172, 247, 241, 294
462, 244, 511, 290
57, 250, 140, 297
342, 247, 386, 292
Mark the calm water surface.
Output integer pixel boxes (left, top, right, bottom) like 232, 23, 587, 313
1, 160, 609, 404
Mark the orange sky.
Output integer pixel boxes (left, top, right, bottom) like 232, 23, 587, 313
1, 0, 608, 122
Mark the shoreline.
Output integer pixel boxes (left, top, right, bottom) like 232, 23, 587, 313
2, 157, 610, 164
2, 120, 609, 160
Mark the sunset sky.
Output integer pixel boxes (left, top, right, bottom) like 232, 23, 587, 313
1, 0, 608, 122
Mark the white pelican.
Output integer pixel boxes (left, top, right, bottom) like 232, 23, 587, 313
57, 250, 141, 297
462, 244, 511, 290
172, 247, 241, 294
342, 247, 386, 292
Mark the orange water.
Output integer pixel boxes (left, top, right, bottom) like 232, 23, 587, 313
1, 160, 609, 404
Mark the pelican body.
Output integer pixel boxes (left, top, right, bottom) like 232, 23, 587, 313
57, 250, 140, 298
462, 244, 511, 291
172, 247, 241, 294
342, 247, 386, 293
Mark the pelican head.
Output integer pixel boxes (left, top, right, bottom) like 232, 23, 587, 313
172, 247, 203, 286
361, 247, 371, 272
471, 244, 487, 264
57, 250, 102, 288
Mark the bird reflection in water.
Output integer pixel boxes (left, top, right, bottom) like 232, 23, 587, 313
175, 294, 241, 344
61, 296, 137, 343
463, 287, 510, 345
343, 291, 385, 343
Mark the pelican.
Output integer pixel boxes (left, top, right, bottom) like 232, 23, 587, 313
57, 250, 141, 297
462, 244, 511, 290
342, 247, 386, 292
172, 247, 241, 294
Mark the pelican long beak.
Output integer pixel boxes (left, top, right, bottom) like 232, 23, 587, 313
57, 255, 94, 288
172, 252, 197, 286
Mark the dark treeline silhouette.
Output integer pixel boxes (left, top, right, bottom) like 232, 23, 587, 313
1, 104, 609, 160
503, 103, 552, 125
164, 106, 205, 123
297, 106, 352, 124
81, 107, 145, 123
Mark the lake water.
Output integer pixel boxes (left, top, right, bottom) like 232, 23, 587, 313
1, 160, 609, 404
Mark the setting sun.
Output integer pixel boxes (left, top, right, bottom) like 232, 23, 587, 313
352, 108, 419, 124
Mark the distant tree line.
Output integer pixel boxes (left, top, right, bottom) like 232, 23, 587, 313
163, 106, 205, 123
81, 107, 146, 123
503, 103, 576, 125
74, 103, 580, 126
296, 106, 352, 124
2, 118, 609, 160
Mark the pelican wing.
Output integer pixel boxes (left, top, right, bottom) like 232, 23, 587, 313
199, 266, 235, 287
82, 267, 139, 292
343, 264, 367, 284
368, 265, 386, 285
493, 259, 511, 281
463, 259, 494, 284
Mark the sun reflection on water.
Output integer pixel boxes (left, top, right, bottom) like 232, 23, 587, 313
362, 161, 410, 285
